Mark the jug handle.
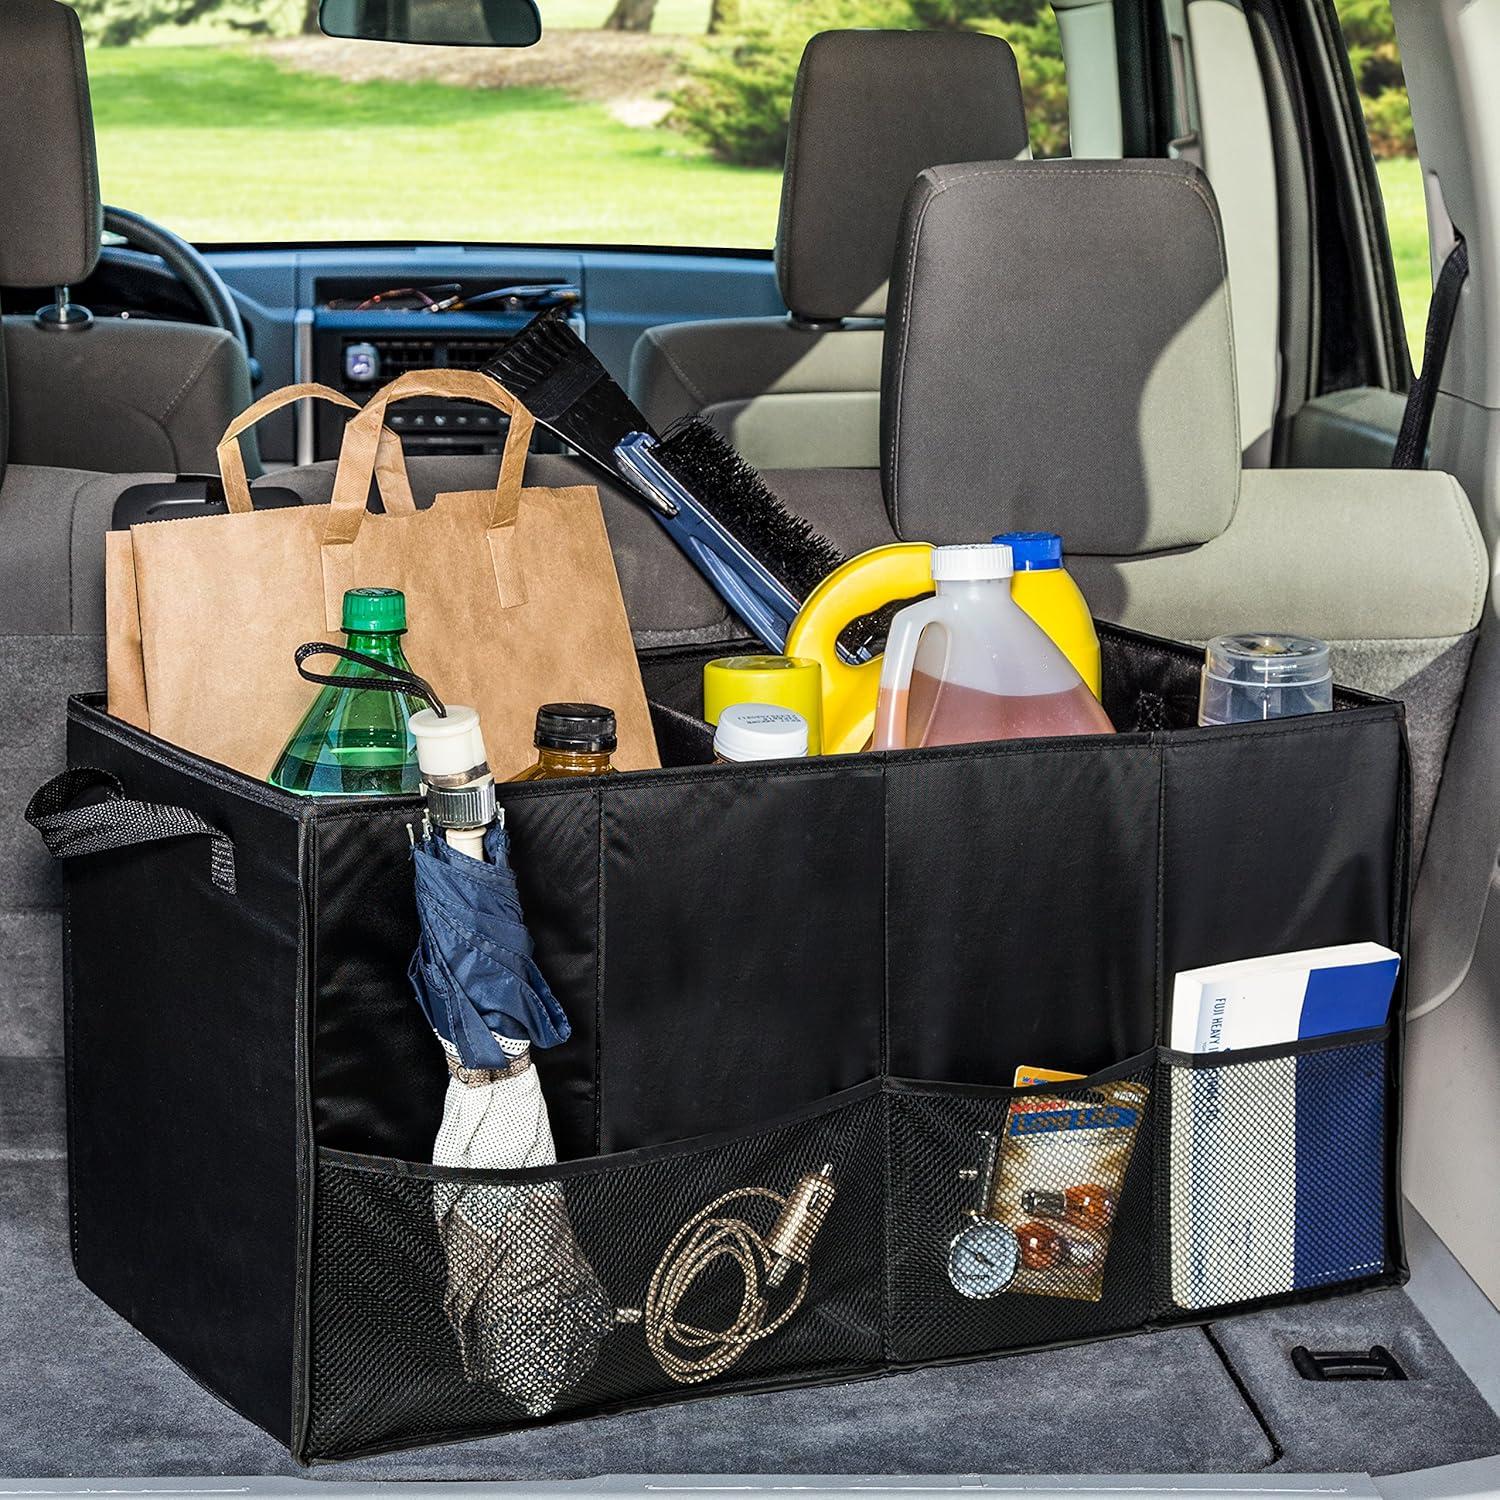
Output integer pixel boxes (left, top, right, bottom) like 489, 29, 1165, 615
873, 598, 949, 751
786, 543, 933, 756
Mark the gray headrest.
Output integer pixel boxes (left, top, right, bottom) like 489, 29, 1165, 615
774, 30, 1028, 324
882, 159, 1242, 554
0, 0, 102, 289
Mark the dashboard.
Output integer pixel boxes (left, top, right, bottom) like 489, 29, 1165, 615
206, 245, 782, 466
8, 241, 783, 469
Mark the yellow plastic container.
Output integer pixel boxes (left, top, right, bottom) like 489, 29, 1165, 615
703, 656, 824, 756
995, 531, 1102, 699
785, 543, 935, 755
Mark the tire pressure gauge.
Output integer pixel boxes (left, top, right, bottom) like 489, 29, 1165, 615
948, 1218, 1019, 1298
947, 1127, 1018, 1297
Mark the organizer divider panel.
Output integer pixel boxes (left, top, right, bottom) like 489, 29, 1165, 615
885, 739, 1160, 1086
1158, 715, 1405, 984
596, 762, 886, 1154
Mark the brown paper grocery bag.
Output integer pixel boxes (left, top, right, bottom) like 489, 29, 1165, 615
108, 370, 658, 780
105, 382, 405, 734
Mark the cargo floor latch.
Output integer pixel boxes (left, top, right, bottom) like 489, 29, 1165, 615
1291, 1344, 1408, 1381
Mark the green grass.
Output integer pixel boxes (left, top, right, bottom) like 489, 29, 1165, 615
87, 44, 780, 246
1377, 156, 1432, 368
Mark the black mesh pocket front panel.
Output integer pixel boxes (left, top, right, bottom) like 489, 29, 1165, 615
1157, 1031, 1394, 1317
306, 1086, 884, 1461
886, 1057, 1157, 1365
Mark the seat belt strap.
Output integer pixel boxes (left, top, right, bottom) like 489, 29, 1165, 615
1393, 236, 1469, 469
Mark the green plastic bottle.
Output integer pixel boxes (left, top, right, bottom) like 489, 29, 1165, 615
268, 588, 425, 796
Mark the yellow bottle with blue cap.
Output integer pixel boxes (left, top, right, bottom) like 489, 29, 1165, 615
995, 531, 1102, 700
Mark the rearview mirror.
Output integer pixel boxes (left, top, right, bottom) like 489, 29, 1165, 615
318, 0, 541, 46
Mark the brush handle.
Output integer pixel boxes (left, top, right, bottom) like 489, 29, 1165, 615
614, 434, 801, 653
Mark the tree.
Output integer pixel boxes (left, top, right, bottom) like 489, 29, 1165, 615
602, 0, 657, 30
707, 0, 740, 34
73, 0, 294, 44
671, 0, 1069, 167
1334, 0, 1414, 156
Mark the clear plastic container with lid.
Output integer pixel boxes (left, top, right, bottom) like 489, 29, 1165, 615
870, 543, 1115, 750
1198, 634, 1333, 726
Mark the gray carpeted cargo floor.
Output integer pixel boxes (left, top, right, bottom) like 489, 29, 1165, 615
4, 1055, 1500, 1482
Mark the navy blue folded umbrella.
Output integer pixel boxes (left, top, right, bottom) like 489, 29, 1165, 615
409, 818, 614, 1413
409, 822, 570, 1071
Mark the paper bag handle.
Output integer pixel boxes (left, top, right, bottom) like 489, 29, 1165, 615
217, 382, 417, 516
325, 369, 537, 547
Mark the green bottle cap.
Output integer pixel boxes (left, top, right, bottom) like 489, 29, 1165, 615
342, 588, 406, 634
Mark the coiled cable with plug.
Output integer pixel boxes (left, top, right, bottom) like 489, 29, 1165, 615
625, 1164, 837, 1385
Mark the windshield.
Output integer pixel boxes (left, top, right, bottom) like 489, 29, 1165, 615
80, 0, 1067, 249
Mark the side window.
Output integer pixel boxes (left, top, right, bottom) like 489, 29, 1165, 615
1337, 0, 1430, 368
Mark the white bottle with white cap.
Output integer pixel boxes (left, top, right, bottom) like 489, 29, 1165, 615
870, 542, 1115, 750
713, 702, 810, 763
409, 704, 495, 860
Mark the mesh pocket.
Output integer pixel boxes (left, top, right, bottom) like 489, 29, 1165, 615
1157, 1031, 1393, 1315
306, 1085, 884, 1461
886, 1057, 1157, 1365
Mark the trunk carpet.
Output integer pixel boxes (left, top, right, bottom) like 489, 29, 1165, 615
3, 1056, 1497, 1480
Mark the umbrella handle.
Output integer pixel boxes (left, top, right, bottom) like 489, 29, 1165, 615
26, 768, 237, 895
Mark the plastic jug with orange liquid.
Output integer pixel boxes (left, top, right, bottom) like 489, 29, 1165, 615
870, 543, 1114, 750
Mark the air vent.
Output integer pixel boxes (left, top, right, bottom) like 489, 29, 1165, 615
444, 338, 511, 369
369, 338, 435, 375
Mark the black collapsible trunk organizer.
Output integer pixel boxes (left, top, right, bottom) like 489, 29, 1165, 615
51, 625, 1410, 1463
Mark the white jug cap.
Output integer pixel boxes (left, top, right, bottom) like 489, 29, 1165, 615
931, 543, 1013, 581
410, 705, 489, 782
714, 703, 809, 762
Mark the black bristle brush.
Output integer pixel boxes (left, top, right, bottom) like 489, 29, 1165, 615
483, 309, 867, 656
481, 306, 653, 474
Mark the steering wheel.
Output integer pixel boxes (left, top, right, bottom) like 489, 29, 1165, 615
103, 205, 250, 358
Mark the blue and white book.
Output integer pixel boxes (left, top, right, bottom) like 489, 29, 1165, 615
1169, 942, 1400, 1054
1168, 943, 1398, 1311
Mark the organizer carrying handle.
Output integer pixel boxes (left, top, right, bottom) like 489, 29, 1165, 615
216, 383, 416, 516
326, 369, 538, 546
26, 768, 236, 895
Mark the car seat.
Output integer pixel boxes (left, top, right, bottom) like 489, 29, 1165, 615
0, 0, 253, 477
627, 28, 1030, 470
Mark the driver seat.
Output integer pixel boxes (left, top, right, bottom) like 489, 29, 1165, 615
0, 0, 255, 475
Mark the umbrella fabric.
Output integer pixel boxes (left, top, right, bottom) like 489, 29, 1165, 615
411, 822, 614, 1414
432, 1056, 615, 1414
409, 823, 570, 1071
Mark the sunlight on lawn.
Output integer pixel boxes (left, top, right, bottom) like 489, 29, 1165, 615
87, 45, 779, 247
1377, 156, 1432, 370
